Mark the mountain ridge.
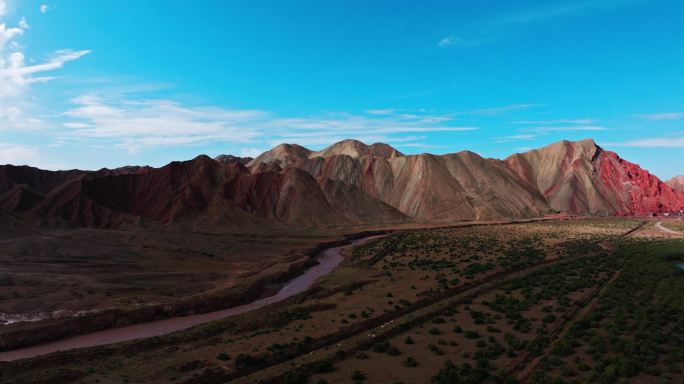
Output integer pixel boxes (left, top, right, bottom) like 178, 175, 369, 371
667, 175, 684, 193
2, 139, 682, 228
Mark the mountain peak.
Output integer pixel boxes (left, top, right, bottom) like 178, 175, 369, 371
247, 143, 312, 167
310, 139, 403, 159
511, 138, 600, 160
667, 175, 684, 192
214, 154, 252, 165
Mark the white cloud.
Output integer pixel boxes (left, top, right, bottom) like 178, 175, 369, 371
0, 142, 38, 165
365, 109, 396, 115
0, 142, 70, 169
635, 112, 682, 121
239, 147, 266, 158
364, 108, 455, 124
61, 93, 478, 152
467, 103, 541, 116
497, 134, 537, 140
438, 0, 647, 49
438, 36, 456, 47
522, 125, 608, 133
514, 146, 533, 152
608, 137, 684, 148
269, 115, 475, 134
512, 118, 594, 125
0, 23, 23, 50
63, 94, 264, 153
437, 34, 498, 49
394, 142, 448, 149
2, 49, 90, 90
39, 4, 49, 14
0, 5, 90, 130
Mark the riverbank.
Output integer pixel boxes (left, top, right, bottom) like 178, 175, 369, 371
0, 218, 551, 359
0, 236, 385, 361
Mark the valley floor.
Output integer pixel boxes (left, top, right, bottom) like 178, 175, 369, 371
2, 218, 683, 383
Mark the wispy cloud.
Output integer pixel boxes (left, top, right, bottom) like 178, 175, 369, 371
0, 4, 89, 129
496, 134, 537, 141
510, 117, 607, 136
365, 108, 396, 115
0, 142, 36, 165
438, 35, 457, 47
514, 146, 533, 152
364, 108, 456, 124
0, 142, 69, 169
63, 94, 264, 153
39, 4, 49, 14
62, 93, 479, 153
608, 137, 684, 148
438, 0, 646, 49
467, 103, 542, 116
635, 112, 682, 121
512, 118, 595, 125
522, 125, 608, 133
394, 142, 449, 149
238, 147, 266, 158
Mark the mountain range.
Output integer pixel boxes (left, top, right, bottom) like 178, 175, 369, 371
1, 138, 683, 228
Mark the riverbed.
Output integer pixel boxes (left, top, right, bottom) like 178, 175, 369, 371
0, 235, 379, 362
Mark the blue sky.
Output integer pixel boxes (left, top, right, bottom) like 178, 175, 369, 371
1, 0, 684, 179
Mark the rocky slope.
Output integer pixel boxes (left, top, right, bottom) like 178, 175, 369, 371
666, 175, 684, 193
249, 139, 551, 220
0, 156, 405, 227
1, 139, 682, 228
505, 139, 684, 215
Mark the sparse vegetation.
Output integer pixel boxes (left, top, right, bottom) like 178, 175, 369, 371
6, 219, 674, 384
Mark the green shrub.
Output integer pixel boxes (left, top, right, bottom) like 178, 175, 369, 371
403, 357, 419, 367
216, 352, 231, 361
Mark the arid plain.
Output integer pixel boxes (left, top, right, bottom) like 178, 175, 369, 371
2, 218, 683, 384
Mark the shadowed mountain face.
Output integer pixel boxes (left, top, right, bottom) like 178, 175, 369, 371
0, 154, 406, 228
1, 139, 682, 228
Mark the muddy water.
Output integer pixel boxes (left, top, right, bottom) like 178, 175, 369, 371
0, 236, 380, 362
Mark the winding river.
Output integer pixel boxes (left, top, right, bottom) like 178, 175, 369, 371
0, 235, 380, 362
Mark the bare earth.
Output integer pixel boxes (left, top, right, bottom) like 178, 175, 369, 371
4, 218, 682, 384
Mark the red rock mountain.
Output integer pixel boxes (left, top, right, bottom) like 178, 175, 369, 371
0, 155, 405, 228
506, 139, 684, 215
1, 139, 682, 228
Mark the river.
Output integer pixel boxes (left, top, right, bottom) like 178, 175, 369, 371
0, 235, 380, 362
